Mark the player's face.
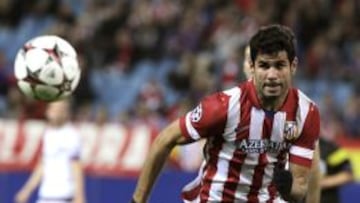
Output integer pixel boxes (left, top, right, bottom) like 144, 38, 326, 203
251, 51, 296, 102
46, 100, 70, 126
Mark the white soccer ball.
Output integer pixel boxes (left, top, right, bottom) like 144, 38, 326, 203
14, 35, 81, 101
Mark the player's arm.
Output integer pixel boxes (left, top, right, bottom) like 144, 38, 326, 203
72, 160, 86, 203
305, 143, 321, 203
289, 162, 312, 201
274, 103, 320, 202
132, 119, 192, 203
15, 162, 43, 203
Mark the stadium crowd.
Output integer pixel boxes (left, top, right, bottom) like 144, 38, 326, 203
0, 0, 359, 140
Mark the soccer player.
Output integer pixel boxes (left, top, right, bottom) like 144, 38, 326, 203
15, 99, 85, 203
243, 44, 321, 203
131, 24, 320, 203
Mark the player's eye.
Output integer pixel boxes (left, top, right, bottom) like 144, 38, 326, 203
258, 62, 269, 69
275, 62, 286, 69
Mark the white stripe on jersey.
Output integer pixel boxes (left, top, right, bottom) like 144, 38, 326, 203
185, 112, 201, 140
267, 112, 287, 163
296, 90, 311, 135
271, 112, 287, 142
290, 146, 314, 159
245, 107, 265, 165
223, 87, 241, 141
235, 107, 265, 201
208, 141, 237, 201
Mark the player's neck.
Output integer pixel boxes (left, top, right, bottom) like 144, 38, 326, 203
48, 120, 68, 128
260, 91, 288, 111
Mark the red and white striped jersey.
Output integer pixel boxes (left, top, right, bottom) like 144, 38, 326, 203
179, 81, 320, 203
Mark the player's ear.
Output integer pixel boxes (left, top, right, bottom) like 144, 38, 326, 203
250, 60, 255, 74
291, 57, 298, 75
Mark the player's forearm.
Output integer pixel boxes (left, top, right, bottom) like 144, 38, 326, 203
22, 163, 43, 192
133, 137, 176, 203
72, 161, 86, 203
287, 163, 311, 202
305, 174, 321, 203
306, 144, 321, 203
290, 176, 308, 201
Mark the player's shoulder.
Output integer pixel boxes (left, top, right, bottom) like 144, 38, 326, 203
295, 88, 314, 103
193, 86, 240, 123
294, 88, 320, 116
293, 88, 317, 106
203, 85, 241, 108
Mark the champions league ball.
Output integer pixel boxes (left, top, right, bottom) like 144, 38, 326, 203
14, 35, 81, 101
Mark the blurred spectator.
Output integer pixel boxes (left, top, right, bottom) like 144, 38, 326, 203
343, 94, 360, 138
138, 79, 164, 113
0, 50, 13, 116
73, 54, 95, 107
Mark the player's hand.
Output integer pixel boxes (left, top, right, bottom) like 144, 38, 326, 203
273, 167, 293, 201
130, 197, 139, 203
72, 195, 86, 203
14, 189, 30, 203
72, 198, 85, 203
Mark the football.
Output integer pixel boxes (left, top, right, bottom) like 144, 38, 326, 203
14, 35, 81, 101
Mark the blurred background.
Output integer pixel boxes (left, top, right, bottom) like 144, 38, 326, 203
0, 0, 359, 203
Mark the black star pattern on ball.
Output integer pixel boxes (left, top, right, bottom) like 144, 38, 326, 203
24, 68, 44, 85
23, 44, 35, 52
44, 43, 63, 66
60, 80, 72, 92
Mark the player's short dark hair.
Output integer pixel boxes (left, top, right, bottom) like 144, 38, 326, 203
249, 24, 296, 62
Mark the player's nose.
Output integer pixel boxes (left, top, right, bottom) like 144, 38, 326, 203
266, 67, 279, 80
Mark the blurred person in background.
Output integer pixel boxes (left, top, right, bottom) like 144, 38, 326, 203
132, 24, 320, 203
15, 99, 85, 203
242, 45, 252, 80
319, 136, 353, 203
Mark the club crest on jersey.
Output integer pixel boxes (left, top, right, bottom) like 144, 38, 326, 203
190, 104, 202, 122
283, 121, 299, 141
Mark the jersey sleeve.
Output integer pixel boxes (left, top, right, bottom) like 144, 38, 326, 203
179, 92, 229, 141
289, 103, 320, 167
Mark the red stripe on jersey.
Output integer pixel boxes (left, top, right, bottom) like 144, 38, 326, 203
221, 88, 251, 202
266, 182, 277, 203
247, 116, 273, 202
200, 136, 226, 202
221, 150, 248, 201
289, 155, 312, 167
182, 182, 202, 201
